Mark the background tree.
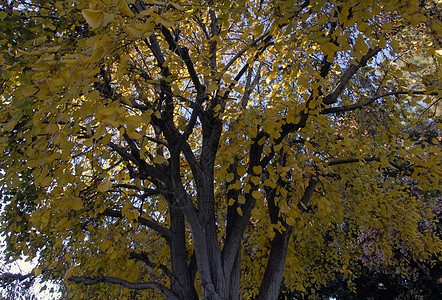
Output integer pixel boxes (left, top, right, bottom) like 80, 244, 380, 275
0, 0, 441, 299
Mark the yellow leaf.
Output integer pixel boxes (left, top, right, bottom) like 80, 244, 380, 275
34, 268, 41, 276
207, 82, 219, 92
252, 191, 262, 199
22, 86, 38, 97
237, 207, 243, 216
97, 178, 112, 192
152, 156, 167, 164
286, 217, 295, 226
252, 165, 262, 175
127, 210, 140, 220
214, 104, 222, 112
0, 11, 7, 20
72, 198, 83, 211
170, 2, 184, 10
2, 117, 20, 132
354, 34, 368, 54
226, 173, 235, 182
228, 198, 235, 206
82, 9, 104, 29
64, 253, 72, 264
64, 267, 74, 280
118, 0, 134, 18
251, 176, 260, 185
158, 15, 174, 28
126, 24, 143, 39
146, 0, 164, 4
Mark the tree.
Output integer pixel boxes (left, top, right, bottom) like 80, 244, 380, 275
0, 0, 441, 299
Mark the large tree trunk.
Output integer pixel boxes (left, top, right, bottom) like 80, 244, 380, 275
257, 227, 293, 300
170, 206, 198, 299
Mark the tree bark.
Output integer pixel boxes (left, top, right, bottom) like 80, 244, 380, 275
169, 205, 198, 299
256, 227, 293, 300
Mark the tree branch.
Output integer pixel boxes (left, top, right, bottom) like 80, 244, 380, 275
143, 135, 168, 146
102, 208, 172, 242
161, 25, 203, 94
326, 157, 380, 166
222, 30, 271, 73
109, 142, 167, 182
68, 275, 179, 300
322, 91, 439, 114
129, 252, 173, 280
323, 47, 381, 105
113, 184, 159, 195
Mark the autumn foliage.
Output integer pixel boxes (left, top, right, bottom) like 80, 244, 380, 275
0, 0, 441, 299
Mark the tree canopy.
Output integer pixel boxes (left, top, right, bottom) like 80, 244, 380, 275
0, 0, 441, 299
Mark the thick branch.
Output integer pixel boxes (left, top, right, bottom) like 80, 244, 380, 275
109, 142, 167, 182
68, 275, 179, 300
298, 178, 318, 212
0, 272, 34, 282
323, 47, 381, 105
161, 26, 203, 93
102, 208, 172, 242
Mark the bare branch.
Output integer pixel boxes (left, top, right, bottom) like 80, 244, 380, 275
322, 91, 439, 114
326, 157, 380, 166
114, 184, 159, 195
68, 275, 179, 300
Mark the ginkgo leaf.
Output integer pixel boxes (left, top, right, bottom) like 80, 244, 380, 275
82, 9, 104, 29
286, 217, 295, 226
